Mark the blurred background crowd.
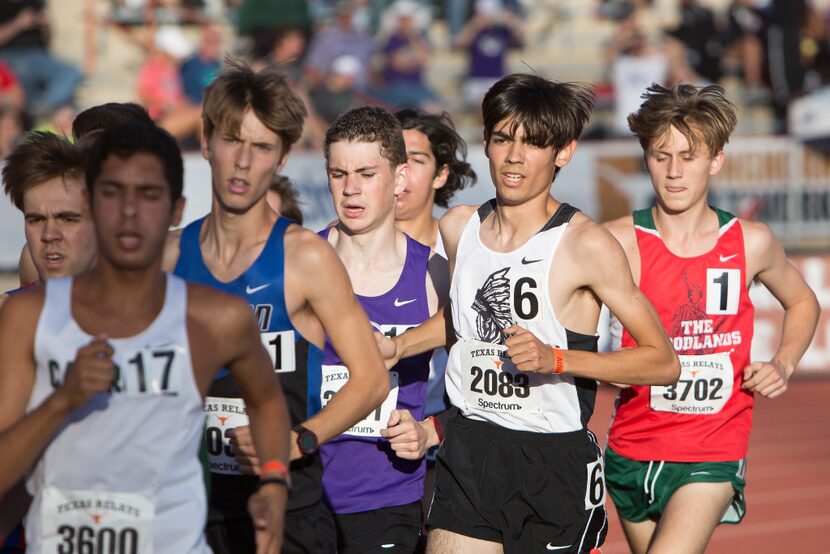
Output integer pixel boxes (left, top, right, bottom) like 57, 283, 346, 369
2, 0, 830, 157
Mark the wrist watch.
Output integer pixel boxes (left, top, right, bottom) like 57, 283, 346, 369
293, 425, 319, 456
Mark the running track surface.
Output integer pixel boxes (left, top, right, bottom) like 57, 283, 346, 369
588, 379, 830, 553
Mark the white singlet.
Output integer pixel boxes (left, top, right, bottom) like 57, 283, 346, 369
446, 202, 599, 433
24, 275, 209, 554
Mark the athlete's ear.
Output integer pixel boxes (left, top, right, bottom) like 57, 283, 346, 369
432, 164, 449, 191
709, 150, 725, 176
554, 140, 577, 168
171, 196, 186, 228
394, 162, 408, 197
200, 130, 211, 161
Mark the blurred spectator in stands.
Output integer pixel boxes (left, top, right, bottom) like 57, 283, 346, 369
309, 54, 372, 125
606, 6, 667, 136
723, 0, 768, 104
181, 23, 223, 104
663, 0, 723, 85
267, 175, 304, 225
374, 0, 440, 111
0, 101, 22, 159
0, 60, 25, 113
800, 4, 830, 91
455, 0, 523, 110
766, 0, 807, 134
305, 0, 373, 91
136, 25, 202, 141
0, 0, 83, 119
236, 0, 312, 39
250, 25, 307, 82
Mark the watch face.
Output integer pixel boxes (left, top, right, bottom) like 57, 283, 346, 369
299, 431, 317, 453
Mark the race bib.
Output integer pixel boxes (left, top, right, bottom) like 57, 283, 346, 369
321, 365, 399, 437
113, 346, 186, 397
650, 352, 734, 414
40, 487, 153, 554
204, 397, 249, 475
261, 330, 296, 373
460, 340, 542, 414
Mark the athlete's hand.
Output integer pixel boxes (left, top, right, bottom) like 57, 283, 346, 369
380, 410, 430, 459
248, 482, 287, 554
741, 360, 792, 398
503, 325, 558, 374
374, 330, 401, 370
228, 426, 260, 474
57, 335, 115, 409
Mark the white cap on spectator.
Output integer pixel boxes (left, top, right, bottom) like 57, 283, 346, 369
476, 0, 504, 17
391, 0, 419, 18
330, 55, 363, 78
154, 26, 194, 60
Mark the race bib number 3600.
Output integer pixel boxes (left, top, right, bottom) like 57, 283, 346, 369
460, 340, 542, 414
41, 488, 153, 554
650, 352, 734, 414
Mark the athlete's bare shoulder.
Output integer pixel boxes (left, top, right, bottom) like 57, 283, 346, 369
282, 222, 340, 271
559, 212, 631, 278
162, 228, 183, 273
0, 285, 45, 335
438, 204, 477, 263
603, 215, 636, 247
185, 281, 251, 332
738, 217, 776, 255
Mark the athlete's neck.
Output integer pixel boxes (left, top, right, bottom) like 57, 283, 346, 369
73, 264, 167, 338
203, 199, 277, 266
330, 219, 407, 296
487, 193, 560, 251
652, 202, 720, 256
396, 213, 438, 250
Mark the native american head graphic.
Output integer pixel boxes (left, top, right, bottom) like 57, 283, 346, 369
472, 267, 513, 343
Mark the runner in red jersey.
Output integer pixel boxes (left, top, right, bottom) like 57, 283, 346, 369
604, 83, 820, 554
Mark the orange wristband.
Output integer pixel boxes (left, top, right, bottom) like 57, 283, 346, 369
429, 416, 444, 443
551, 347, 566, 374
261, 459, 289, 475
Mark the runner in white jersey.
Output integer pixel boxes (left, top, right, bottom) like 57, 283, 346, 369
0, 122, 292, 554
377, 73, 680, 553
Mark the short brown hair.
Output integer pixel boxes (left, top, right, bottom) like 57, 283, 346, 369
3, 131, 85, 211
628, 83, 737, 157
324, 106, 406, 168
202, 57, 307, 150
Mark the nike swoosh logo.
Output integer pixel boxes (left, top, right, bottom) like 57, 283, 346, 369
246, 284, 270, 294
546, 545, 572, 551
394, 298, 417, 307
719, 253, 738, 262
521, 256, 543, 265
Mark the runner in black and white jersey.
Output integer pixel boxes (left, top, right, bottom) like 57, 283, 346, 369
377, 73, 680, 553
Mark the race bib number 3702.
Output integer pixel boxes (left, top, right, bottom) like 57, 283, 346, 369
650, 352, 734, 414
40, 487, 154, 554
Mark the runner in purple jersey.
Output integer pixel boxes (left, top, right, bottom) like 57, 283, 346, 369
319, 106, 448, 553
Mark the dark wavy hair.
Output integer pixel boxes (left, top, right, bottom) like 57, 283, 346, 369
395, 109, 476, 208
482, 73, 595, 151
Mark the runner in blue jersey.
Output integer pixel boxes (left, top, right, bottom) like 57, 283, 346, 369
165, 59, 390, 554
319, 106, 448, 553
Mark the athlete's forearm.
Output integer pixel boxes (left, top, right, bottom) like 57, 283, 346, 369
397, 306, 448, 359
562, 343, 680, 386
773, 291, 820, 375
245, 396, 291, 469
304, 364, 390, 445
0, 392, 74, 495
